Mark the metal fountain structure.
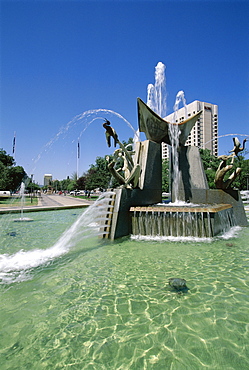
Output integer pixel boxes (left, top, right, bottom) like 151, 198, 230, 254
100, 98, 248, 240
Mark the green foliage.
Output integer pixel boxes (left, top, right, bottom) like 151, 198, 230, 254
0, 149, 26, 191
85, 156, 112, 190
60, 178, 72, 191
51, 180, 61, 192
199, 148, 220, 189
25, 181, 40, 193
122, 137, 134, 148
71, 172, 78, 181
67, 180, 77, 192
0, 149, 15, 167
230, 156, 249, 190
76, 176, 86, 190
162, 158, 170, 192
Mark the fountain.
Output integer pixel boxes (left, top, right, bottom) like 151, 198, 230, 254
100, 100, 247, 240
13, 182, 33, 222
99, 70, 247, 240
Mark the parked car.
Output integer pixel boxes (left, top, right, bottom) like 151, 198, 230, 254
0, 190, 11, 198
69, 190, 85, 196
69, 190, 78, 196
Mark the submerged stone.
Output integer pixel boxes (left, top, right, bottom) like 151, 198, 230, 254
226, 242, 235, 248
168, 278, 189, 292
7, 231, 17, 237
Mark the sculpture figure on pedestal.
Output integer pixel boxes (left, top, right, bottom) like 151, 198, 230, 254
103, 119, 119, 147
229, 137, 247, 158
215, 137, 247, 190
103, 119, 141, 189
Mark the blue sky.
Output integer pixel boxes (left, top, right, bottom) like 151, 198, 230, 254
1, 0, 248, 185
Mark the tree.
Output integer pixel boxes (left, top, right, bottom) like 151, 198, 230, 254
52, 180, 61, 192
76, 175, 86, 190
71, 172, 78, 181
0, 149, 15, 167
60, 178, 72, 191
25, 181, 41, 193
162, 158, 170, 192
199, 148, 220, 189
7, 166, 27, 191
0, 162, 6, 190
85, 156, 111, 190
0, 148, 26, 191
229, 156, 249, 190
67, 180, 77, 192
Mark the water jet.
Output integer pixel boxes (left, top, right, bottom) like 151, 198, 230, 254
13, 182, 33, 222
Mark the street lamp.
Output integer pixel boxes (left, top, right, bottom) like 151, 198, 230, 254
30, 174, 34, 203
245, 173, 249, 190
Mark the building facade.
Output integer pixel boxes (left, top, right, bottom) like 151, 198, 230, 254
162, 100, 218, 159
44, 174, 52, 187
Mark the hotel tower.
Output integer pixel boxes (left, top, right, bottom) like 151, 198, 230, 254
162, 100, 218, 159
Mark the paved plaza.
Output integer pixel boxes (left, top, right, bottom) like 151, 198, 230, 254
0, 194, 94, 214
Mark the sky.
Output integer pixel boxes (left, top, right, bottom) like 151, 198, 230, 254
1, 0, 249, 185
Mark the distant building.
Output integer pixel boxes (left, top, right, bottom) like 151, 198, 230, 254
162, 100, 218, 159
44, 174, 52, 187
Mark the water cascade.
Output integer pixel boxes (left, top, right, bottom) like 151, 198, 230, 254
130, 204, 236, 239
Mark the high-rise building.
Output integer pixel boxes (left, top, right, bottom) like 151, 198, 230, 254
44, 174, 52, 187
162, 100, 218, 159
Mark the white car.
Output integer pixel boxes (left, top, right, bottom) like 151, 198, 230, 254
0, 190, 11, 198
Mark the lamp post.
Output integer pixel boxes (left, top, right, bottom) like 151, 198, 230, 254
245, 173, 249, 190
30, 174, 34, 203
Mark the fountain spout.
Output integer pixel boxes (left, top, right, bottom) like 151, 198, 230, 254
13, 182, 33, 222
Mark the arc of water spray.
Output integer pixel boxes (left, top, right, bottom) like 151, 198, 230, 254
31, 108, 136, 173
202, 133, 249, 147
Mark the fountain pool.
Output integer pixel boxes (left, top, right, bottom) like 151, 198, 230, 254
0, 206, 249, 369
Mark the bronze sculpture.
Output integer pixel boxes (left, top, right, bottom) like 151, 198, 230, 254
215, 137, 247, 189
215, 154, 241, 189
103, 121, 141, 189
229, 137, 247, 158
103, 119, 119, 147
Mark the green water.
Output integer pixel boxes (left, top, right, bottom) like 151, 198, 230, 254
0, 209, 248, 369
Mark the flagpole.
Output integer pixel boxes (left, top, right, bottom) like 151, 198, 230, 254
12, 132, 16, 160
